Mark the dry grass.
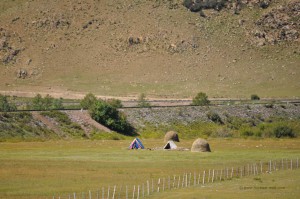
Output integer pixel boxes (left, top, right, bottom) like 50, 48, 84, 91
0, 0, 299, 99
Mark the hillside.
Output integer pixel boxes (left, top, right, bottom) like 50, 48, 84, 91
0, 0, 299, 99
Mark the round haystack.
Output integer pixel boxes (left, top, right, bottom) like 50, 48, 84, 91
164, 131, 180, 142
191, 138, 211, 152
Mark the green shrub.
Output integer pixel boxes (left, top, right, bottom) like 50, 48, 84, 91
251, 94, 260, 100
192, 92, 210, 106
273, 125, 296, 138
89, 100, 134, 135
207, 111, 223, 124
80, 93, 97, 109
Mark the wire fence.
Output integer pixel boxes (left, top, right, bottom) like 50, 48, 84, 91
51, 157, 299, 199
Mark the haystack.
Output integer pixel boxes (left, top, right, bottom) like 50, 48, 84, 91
191, 138, 211, 152
164, 131, 180, 142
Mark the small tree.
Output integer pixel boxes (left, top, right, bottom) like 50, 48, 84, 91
32, 94, 45, 110
192, 92, 210, 106
80, 93, 97, 109
137, 93, 151, 108
89, 100, 134, 135
251, 94, 260, 100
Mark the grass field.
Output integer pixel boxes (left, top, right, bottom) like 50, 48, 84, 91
0, 138, 299, 198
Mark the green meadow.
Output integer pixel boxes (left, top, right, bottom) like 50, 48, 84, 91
0, 139, 299, 198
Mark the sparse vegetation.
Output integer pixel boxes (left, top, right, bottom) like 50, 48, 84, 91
40, 111, 85, 138
137, 93, 151, 108
191, 92, 210, 106
107, 98, 123, 108
0, 94, 16, 112
29, 94, 64, 110
0, 112, 57, 141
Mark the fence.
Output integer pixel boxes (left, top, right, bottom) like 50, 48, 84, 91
51, 158, 299, 199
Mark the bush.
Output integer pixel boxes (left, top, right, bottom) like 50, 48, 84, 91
273, 125, 296, 138
192, 92, 210, 106
251, 94, 260, 100
89, 100, 134, 135
207, 111, 223, 124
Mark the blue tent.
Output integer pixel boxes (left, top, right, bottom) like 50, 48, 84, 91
128, 138, 145, 149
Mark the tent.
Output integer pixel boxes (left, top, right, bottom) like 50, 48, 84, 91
128, 138, 145, 149
163, 141, 177, 150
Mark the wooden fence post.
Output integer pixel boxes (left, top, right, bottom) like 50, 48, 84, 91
168, 176, 171, 190
74, 192, 76, 199
142, 184, 144, 198
260, 162, 263, 174
177, 175, 180, 188
126, 186, 128, 199
146, 180, 149, 196
188, 173, 191, 187
163, 178, 165, 191
107, 187, 110, 199
152, 179, 154, 193
102, 187, 104, 199
194, 172, 196, 186
132, 185, 135, 199
220, 169, 223, 181
231, 167, 233, 179
291, 159, 293, 170
112, 186, 116, 199
247, 164, 249, 176
118, 185, 122, 199
202, 170, 206, 185
89, 190, 92, 199
208, 170, 211, 183
157, 178, 160, 192
226, 168, 229, 179
137, 185, 140, 199
212, 170, 215, 183
282, 158, 284, 170
197, 173, 201, 185
181, 174, 184, 188
173, 176, 176, 189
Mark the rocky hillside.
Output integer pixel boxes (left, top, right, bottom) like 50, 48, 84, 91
0, 0, 299, 98
122, 103, 300, 127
